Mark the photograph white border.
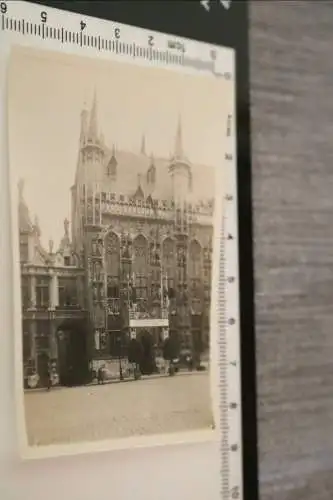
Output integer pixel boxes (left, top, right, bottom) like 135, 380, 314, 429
0, 0, 236, 461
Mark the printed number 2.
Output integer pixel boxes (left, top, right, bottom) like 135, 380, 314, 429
148, 35, 154, 47
0, 2, 7, 14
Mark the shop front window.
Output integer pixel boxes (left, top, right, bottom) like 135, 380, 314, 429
36, 277, 49, 308
58, 278, 77, 307
21, 276, 30, 308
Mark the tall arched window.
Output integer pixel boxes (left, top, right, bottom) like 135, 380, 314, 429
133, 235, 148, 299
162, 238, 176, 291
189, 240, 202, 308
105, 232, 120, 298
189, 240, 202, 279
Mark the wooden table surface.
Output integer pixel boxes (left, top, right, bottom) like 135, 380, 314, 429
251, 2, 333, 499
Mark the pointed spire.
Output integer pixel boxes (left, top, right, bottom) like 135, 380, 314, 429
18, 179, 33, 231
64, 218, 69, 237
147, 153, 156, 185
33, 215, 41, 238
49, 239, 54, 254
80, 101, 88, 145
88, 89, 98, 141
174, 115, 183, 159
133, 173, 144, 199
112, 143, 116, 157
141, 134, 146, 155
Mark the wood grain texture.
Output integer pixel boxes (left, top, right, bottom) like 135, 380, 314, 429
250, 2, 333, 499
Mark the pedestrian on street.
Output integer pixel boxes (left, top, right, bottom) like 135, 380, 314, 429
97, 366, 105, 385
46, 362, 52, 391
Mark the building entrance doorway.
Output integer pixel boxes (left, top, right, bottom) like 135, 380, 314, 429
57, 319, 90, 386
136, 329, 156, 375
37, 351, 49, 387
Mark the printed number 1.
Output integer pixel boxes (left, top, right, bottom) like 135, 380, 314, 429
0, 2, 7, 14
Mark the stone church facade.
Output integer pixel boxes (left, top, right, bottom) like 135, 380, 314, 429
19, 93, 215, 386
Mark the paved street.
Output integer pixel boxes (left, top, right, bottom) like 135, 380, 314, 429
24, 372, 213, 446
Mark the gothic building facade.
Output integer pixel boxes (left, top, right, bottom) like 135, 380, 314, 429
19, 93, 215, 386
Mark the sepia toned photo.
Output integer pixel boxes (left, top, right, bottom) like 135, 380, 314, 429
8, 46, 228, 456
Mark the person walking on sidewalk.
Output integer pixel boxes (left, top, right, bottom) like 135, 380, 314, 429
97, 365, 105, 384
46, 360, 52, 391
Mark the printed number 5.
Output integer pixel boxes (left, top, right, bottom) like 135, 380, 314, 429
0, 2, 7, 14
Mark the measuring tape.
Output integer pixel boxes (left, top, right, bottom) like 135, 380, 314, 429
0, 1, 242, 498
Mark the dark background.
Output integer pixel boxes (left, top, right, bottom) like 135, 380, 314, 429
251, 2, 333, 499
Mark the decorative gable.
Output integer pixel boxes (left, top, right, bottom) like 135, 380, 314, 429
55, 218, 81, 267
31, 246, 49, 266
106, 147, 117, 178
133, 184, 144, 200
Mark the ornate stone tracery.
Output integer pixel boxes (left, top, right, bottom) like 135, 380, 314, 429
133, 235, 148, 274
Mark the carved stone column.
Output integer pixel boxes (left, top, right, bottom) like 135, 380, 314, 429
94, 330, 100, 350
49, 319, 58, 359
30, 275, 36, 309
162, 327, 169, 341
30, 320, 37, 366
76, 275, 83, 308
27, 234, 34, 262
50, 274, 59, 309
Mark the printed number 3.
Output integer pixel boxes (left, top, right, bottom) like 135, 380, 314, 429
0, 2, 7, 14
114, 27, 120, 39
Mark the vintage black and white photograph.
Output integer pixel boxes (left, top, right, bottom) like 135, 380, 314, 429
8, 46, 228, 454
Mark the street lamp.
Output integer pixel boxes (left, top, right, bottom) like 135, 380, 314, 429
118, 329, 124, 381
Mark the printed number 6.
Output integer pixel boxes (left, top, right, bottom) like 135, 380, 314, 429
0, 2, 7, 14
114, 27, 120, 39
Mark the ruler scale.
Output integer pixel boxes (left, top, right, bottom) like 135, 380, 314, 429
0, 1, 245, 499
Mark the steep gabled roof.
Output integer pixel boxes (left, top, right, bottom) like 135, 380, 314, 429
98, 148, 215, 203
30, 243, 51, 266
58, 218, 72, 254
133, 183, 145, 200
79, 94, 216, 204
